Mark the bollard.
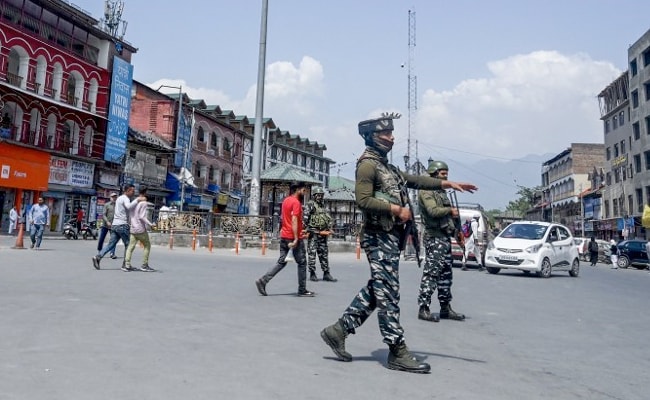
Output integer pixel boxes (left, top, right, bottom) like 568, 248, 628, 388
12, 223, 26, 250
169, 228, 174, 250
192, 228, 197, 251
261, 232, 266, 256
235, 232, 240, 255
208, 230, 213, 253
356, 235, 361, 260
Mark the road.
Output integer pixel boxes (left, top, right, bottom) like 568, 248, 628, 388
1, 235, 648, 400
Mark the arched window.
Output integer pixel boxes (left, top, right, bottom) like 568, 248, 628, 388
197, 126, 205, 143
210, 132, 217, 148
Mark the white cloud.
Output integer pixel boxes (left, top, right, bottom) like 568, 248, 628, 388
417, 51, 621, 160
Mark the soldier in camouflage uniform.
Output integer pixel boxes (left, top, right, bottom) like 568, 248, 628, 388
320, 113, 477, 374
417, 161, 466, 322
304, 186, 337, 282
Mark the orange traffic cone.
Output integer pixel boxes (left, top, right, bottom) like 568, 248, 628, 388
12, 223, 26, 250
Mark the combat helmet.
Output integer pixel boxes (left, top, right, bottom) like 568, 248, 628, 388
427, 160, 449, 176
358, 112, 401, 146
312, 187, 325, 195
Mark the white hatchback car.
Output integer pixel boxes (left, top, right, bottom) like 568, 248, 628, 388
484, 221, 580, 278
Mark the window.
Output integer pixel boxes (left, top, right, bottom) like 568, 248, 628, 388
606, 172, 611, 185
620, 140, 626, 154
613, 199, 619, 216
634, 154, 642, 173
614, 143, 619, 157
604, 200, 610, 218
646, 186, 650, 207
631, 59, 638, 76
643, 47, 650, 67
634, 122, 641, 139
197, 127, 205, 143
606, 147, 611, 160
210, 132, 217, 148
647, 116, 650, 136
632, 90, 639, 108
645, 150, 650, 170
645, 82, 650, 101
628, 195, 634, 217
619, 111, 625, 126
613, 115, 618, 129
636, 189, 643, 213
604, 120, 610, 134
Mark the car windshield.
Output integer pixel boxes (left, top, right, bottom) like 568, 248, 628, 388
499, 224, 548, 240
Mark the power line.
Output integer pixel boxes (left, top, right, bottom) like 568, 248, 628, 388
417, 141, 546, 164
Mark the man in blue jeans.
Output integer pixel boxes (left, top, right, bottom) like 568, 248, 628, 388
92, 184, 145, 271
29, 197, 49, 250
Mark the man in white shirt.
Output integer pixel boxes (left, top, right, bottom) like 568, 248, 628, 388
8, 205, 18, 235
92, 184, 145, 271
462, 215, 485, 272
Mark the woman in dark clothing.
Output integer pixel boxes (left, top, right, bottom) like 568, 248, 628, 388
588, 237, 599, 266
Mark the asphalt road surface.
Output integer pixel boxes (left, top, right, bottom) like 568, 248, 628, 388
1, 236, 648, 400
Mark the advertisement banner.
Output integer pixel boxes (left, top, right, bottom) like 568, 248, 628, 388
49, 156, 71, 185
174, 113, 192, 169
0, 143, 50, 191
104, 56, 134, 162
48, 156, 94, 188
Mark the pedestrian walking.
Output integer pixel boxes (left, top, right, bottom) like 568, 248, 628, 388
417, 160, 466, 323
92, 184, 145, 271
124, 186, 155, 272
97, 193, 117, 259
610, 239, 619, 269
8, 205, 18, 235
304, 186, 336, 282
588, 236, 599, 266
320, 113, 477, 374
28, 197, 49, 250
255, 181, 315, 297
461, 215, 485, 271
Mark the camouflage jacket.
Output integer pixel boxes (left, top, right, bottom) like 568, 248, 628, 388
418, 189, 455, 238
303, 200, 332, 232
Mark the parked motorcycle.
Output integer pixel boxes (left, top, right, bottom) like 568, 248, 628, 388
62, 219, 78, 240
80, 221, 98, 240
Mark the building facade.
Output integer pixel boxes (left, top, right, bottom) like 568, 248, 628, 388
0, 0, 136, 231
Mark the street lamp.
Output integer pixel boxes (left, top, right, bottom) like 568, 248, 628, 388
156, 84, 187, 210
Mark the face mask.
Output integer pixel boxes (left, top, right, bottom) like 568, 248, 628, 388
372, 136, 394, 155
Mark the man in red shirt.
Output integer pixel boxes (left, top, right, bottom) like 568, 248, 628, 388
256, 181, 315, 297
76, 207, 85, 234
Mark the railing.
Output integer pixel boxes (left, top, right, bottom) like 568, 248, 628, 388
6, 72, 22, 87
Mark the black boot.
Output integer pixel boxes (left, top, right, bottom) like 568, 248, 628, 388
387, 342, 431, 373
418, 305, 439, 322
309, 271, 319, 281
322, 272, 338, 282
320, 320, 352, 362
440, 302, 465, 320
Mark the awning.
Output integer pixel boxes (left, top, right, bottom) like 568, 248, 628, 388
148, 188, 174, 197
96, 182, 120, 190
47, 183, 96, 195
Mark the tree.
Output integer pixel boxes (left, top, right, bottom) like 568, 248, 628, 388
506, 185, 542, 217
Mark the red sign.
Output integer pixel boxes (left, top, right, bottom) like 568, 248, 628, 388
0, 143, 50, 191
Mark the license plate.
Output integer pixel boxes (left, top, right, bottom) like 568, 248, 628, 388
499, 254, 518, 262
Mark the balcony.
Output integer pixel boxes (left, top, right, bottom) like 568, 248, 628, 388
6, 72, 23, 87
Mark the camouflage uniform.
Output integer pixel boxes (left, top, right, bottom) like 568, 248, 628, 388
417, 188, 455, 309
339, 148, 442, 344
303, 193, 333, 277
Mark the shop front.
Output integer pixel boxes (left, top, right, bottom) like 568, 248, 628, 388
0, 143, 50, 228
43, 156, 96, 231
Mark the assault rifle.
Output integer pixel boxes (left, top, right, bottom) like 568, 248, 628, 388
450, 190, 466, 256
375, 190, 422, 268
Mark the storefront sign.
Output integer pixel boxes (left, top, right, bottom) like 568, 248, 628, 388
49, 156, 94, 188
0, 143, 50, 191
104, 56, 134, 162
99, 170, 120, 186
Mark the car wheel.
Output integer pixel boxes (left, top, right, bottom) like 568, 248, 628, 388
537, 258, 552, 278
617, 256, 629, 269
486, 267, 500, 274
569, 258, 580, 277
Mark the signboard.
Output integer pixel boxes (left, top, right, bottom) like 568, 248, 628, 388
174, 113, 192, 169
48, 156, 94, 188
0, 143, 50, 191
104, 56, 134, 162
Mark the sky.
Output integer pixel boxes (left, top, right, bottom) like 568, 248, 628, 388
73, 0, 650, 202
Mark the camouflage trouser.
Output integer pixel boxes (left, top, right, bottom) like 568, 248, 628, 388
418, 235, 453, 307
307, 233, 329, 273
340, 230, 404, 345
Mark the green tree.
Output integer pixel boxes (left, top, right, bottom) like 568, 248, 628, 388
506, 185, 542, 217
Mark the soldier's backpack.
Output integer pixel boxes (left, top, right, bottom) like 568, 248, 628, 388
461, 221, 473, 238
